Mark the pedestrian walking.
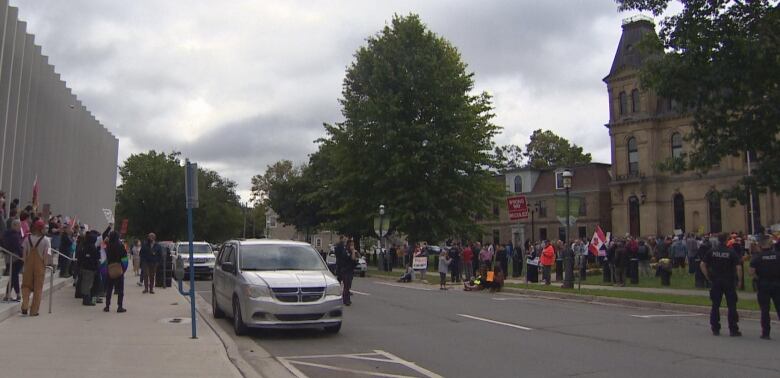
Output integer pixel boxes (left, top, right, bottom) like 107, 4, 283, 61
541, 241, 554, 285
140, 233, 162, 294
749, 235, 780, 340
701, 233, 742, 336
103, 231, 128, 313
336, 239, 358, 306
438, 249, 451, 290
2, 219, 23, 301
131, 239, 141, 276
20, 220, 51, 316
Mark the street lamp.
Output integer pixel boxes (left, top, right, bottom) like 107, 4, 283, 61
562, 170, 574, 289
379, 205, 385, 269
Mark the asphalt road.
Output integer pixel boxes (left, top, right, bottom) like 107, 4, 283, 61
192, 278, 780, 378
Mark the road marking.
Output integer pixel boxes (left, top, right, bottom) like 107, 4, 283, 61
350, 289, 371, 296
631, 314, 704, 319
457, 314, 533, 331
278, 350, 442, 378
492, 297, 527, 301
374, 282, 435, 291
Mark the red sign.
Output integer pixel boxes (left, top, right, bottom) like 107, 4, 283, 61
507, 195, 529, 221
120, 219, 129, 236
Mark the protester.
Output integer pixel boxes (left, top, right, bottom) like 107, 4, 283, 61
672, 236, 688, 269
448, 242, 461, 283
613, 239, 628, 287
637, 240, 651, 277
462, 243, 473, 281
20, 220, 50, 316
749, 235, 780, 340
414, 244, 427, 282
686, 234, 699, 274
140, 233, 162, 294
58, 224, 74, 277
438, 249, 451, 290
526, 241, 539, 283
540, 241, 555, 285
131, 239, 141, 276
1, 219, 23, 301
701, 233, 742, 336
76, 231, 100, 306
103, 231, 128, 313
489, 264, 504, 293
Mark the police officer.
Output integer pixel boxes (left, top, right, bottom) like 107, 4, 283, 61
749, 235, 780, 340
700, 233, 742, 336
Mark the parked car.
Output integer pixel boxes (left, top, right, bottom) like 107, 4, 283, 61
171, 241, 216, 279
212, 239, 343, 335
324, 251, 366, 277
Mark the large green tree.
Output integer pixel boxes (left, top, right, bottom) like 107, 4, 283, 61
116, 151, 243, 242
322, 14, 502, 242
617, 0, 780, 201
523, 129, 592, 169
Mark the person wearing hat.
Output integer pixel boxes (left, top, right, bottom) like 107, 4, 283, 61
20, 219, 51, 316
749, 235, 780, 339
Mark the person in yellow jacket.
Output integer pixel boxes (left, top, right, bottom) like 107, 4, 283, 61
21, 219, 51, 316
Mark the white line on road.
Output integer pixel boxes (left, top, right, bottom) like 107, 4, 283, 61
492, 297, 527, 301
457, 314, 533, 331
350, 290, 371, 296
283, 360, 417, 378
373, 350, 444, 378
374, 282, 435, 291
631, 314, 704, 319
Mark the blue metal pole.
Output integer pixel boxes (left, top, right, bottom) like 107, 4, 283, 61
187, 206, 197, 339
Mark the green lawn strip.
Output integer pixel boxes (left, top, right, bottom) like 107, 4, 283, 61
504, 283, 760, 311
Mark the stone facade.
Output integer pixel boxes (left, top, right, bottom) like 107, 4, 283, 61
605, 16, 780, 237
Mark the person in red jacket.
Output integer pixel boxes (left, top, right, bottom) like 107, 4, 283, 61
540, 241, 555, 285
462, 244, 474, 281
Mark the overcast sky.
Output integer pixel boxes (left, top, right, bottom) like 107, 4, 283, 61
13, 0, 660, 200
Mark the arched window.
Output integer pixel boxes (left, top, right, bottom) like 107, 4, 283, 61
619, 91, 628, 115
514, 176, 522, 193
671, 133, 683, 159
631, 89, 640, 113
707, 192, 722, 233
673, 193, 685, 231
628, 196, 641, 237
627, 137, 639, 175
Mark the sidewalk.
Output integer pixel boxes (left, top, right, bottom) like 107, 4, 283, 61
0, 275, 241, 378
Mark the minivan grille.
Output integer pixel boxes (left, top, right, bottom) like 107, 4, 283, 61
275, 313, 324, 321
271, 287, 325, 303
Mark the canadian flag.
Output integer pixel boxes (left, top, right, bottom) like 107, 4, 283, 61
589, 226, 608, 256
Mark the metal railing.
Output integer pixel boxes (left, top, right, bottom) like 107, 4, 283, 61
1, 246, 60, 314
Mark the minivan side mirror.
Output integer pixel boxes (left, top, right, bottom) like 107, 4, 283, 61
222, 261, 235, 274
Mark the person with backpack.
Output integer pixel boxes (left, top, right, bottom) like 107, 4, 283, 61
20, 220, 51, 316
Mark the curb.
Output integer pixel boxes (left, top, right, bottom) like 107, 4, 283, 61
0, 276, 70, 323
367, 273, 763, 320
192, 292, 296, 378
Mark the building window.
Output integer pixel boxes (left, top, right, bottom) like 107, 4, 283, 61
539, 202, 547, 218
268, 216, 277, 228
707, 191, 722, 233
579, 198, 586, 216
671, 133, 683, 159
627, 137, 639, 175
628, 196, 641, 237
578, 226, 587, 239
555, 171, 564, 190
514, 176, 522, 193
673, 193, 685, 232
315, 238, 322, 249
631, 89, 640, 113
539, 227, 548, 242
619, 91, 628, 115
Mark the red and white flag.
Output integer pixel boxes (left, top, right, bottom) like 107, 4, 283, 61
589, 226, 608, 256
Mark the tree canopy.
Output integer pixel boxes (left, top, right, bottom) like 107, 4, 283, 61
618, 0, 780, 200
316, 14, 503, 242
116, 151, 243, 242
497, 129, 592, 170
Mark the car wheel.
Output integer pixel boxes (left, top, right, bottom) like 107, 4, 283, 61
324, 322, 341, 334
212, 288, 224, 319
233, 297, 248, 336
360, 271, 366, 278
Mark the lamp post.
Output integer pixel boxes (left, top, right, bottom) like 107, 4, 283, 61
379, 204, 385, 270
562, 170, 574, 289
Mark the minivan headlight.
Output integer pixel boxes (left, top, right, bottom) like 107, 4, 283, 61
325, 284, 341, 296
245, 285, 270, 298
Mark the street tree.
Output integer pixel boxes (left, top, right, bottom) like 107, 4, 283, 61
249, 160, 297, 205
322, 14, 502, 242
494, 144, 525, 171
617, 0, 780, 200
116, 151, 242, 242
523, 129, 592, 169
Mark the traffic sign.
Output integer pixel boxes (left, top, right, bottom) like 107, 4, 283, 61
507, 195, 529, 221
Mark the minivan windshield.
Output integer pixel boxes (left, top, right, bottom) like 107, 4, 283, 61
239, 244, 326, 271
178, 243, 212, 254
